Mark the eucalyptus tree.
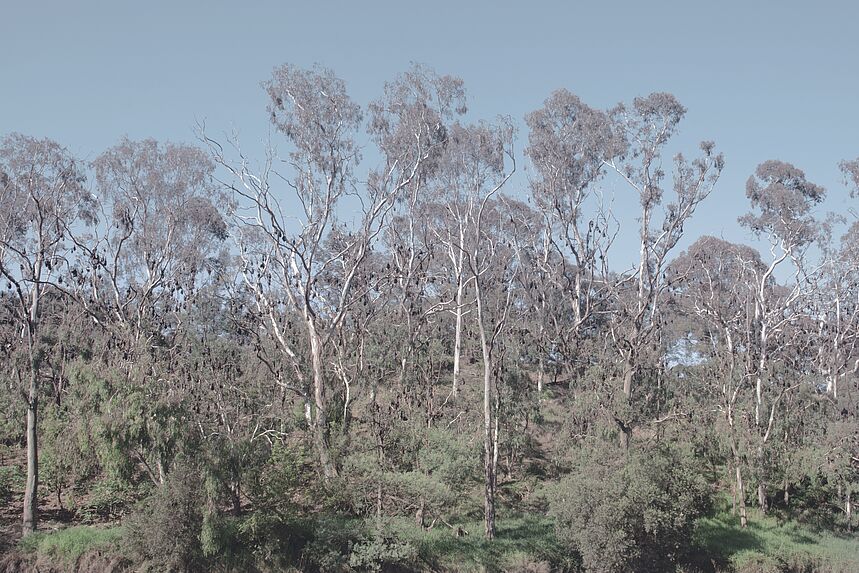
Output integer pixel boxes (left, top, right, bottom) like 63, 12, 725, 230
669, 236, 767, 527
424, 193, 471, 398
840, 156, 859, 202
63, 138, 228, 484
436, 120, 518, 538
524, 89, 623, 392
809, 159, 859, 400
373, 65, 466, 400
738, 160, 825, 512
606, 94, 724, 449
0, 133, 95, 534
207, 64, 462, 480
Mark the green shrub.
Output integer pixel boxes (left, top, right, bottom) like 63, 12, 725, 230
77, 478, 142, 522
549, 442, 712, 573
123, 459, 205, 572
347, 523, 418, 572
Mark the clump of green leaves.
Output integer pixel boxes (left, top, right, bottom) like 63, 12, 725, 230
348, 522, 418, 572
123, 458, 205, 572
549, 441, 712, 573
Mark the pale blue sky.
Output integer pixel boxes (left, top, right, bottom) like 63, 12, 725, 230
3, 1, 858, 266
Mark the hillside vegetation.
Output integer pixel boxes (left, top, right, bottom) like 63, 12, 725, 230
1, 63, 857, 572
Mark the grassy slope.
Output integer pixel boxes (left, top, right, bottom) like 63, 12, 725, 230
388, 514, 566, 572
697, 510, 859, 572
8, 489, 859, 572
18, 525, 124, 565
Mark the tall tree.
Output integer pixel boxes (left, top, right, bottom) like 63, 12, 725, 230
67, 138, 227, 484
739, 160, 825, 512
0, 134, 94, 534
207, 64, 459, 480
446, 121, 517, 538
606, 93, 724, 449
669, 236, 767, 527
525, 89, 623, 392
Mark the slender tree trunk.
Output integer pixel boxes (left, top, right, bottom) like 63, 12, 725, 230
537, 299, 546, 394
755, 332, 766, 427
22, 366, 38, 535
754, 440, 768, 514
620, 353, 635, 450
375, 427, 384, 520
23, 278, 41, 536
729, 461, 737, 516
156, 458, 166, 485
736, 464, 748, 528
232, 482, 242, 516
303, 401, 313, 428
416, 497, 425, 529
308, 324, 336, 479
475, 282, 496, 540
481, 352, 496, 540
755, 374, 763, 427
452, 271, 464, 397
537, 359, 544, 394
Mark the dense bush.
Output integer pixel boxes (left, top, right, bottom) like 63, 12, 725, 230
123, 459, 205, 572
347, 522, 418, 572
549, 442, 712, 573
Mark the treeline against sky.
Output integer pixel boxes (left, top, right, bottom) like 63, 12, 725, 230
1, 64, 857, 572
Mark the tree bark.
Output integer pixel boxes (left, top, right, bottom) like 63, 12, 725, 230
22, 276, 42, 536
22, 367, 38, 535
729, 461, 737, 516
736, 465, 748, 528
452, 268, 464, 397
480, 347, 496, 540
475, 281, 496, 540
619, 354, 635, 450
416, 497, 425, 529
308, 324, 336, 479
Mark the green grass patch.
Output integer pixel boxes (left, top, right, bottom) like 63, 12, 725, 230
386, 513, 571, 572
696, 510, 859, 572
19, 525, 124, 564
